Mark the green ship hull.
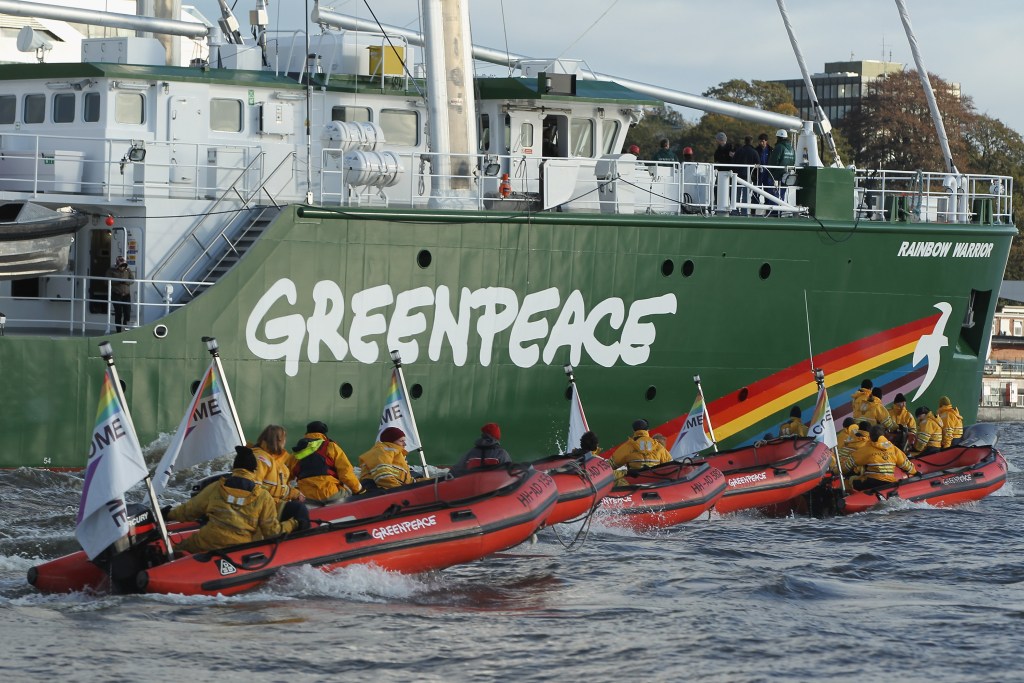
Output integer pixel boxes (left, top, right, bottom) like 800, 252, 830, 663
2, 182, 1013, 468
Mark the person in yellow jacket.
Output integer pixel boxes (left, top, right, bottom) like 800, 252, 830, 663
850, 379, 873, 416
252, 424, 304, 507
888, 393, 917, 432
779, 405, 808, 437
165, 446, 306, 553
936, 396, 964, 448
831, 418, 867, 476
289, 420, 362, 503
846, 425, 917, 491
358, 427, 415, 490
608, 419, 672, 484
911, 406, 943, 456
855, 387, 897, 430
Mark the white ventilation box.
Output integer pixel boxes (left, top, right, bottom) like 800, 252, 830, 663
82, 37, 166, 66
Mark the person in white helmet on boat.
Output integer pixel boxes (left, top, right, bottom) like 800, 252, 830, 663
766, 128, 795, 212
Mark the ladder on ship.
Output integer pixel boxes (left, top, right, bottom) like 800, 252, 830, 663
148, 151, 294, 302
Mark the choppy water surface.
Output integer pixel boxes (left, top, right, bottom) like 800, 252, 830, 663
2, 426, 1022, 683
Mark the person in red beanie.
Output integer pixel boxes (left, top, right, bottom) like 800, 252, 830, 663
450, 422, 512, 476
357, 426, 414, 491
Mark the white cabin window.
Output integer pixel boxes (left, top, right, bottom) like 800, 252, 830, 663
210, 98, 242, 132
478, 114, 490, 152
53, 93, 75, 123
0, 95, 14, 124
115, 93, 144, 124
380, 109, 418, 146
24, 94, 45, 124
83, 92, 100, 122
601, 120, 620, 154
1014, 321, 1022, 337
519, 122, 533, 150
570, 118, 594, 158
331, 106, 370, 122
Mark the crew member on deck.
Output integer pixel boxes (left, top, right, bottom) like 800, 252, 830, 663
164, 446, 307, 553
937, 396, 964, 448
856, 387, 897, 430
450, 423, 512, 476
911, 407, 943, 456
289, 420, 362, 504
358, 427, 415, 491
888, 393, 917, 431
832, 418, 865, 477
608, 419, 673, 483
779, 405, 808, 437
846, 425, 917, 491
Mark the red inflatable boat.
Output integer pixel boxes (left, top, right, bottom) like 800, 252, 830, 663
837, 444, 1008, 514
531, 453, 615, 525
29, 465, 557, 596
599, 461, 726, 531
696, 438, 832, 514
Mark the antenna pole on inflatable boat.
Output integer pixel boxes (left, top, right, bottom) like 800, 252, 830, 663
203, 336, 246, 445
815, 368, 845, 494
98, 341, 175, 561
390, 350, 429, 475
693, 375, 719, 452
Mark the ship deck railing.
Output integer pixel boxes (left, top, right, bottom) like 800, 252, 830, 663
853, 168, 1014, 224
0, 273, 212, 336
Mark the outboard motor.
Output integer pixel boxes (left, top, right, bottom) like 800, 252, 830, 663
91, 503, 160, 594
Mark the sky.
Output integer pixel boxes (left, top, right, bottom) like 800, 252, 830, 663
189, 0, 1024, 133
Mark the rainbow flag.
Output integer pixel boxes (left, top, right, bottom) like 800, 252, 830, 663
75, 369, 149, 559
153, 359, 243, 494
378, 368, 421, 450
671, 392, 714, 459
808, 382, 838, 449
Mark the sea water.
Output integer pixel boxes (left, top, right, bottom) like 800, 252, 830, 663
1, 426, 1022, 683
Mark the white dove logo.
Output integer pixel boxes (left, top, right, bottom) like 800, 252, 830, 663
910, 302, 952, 401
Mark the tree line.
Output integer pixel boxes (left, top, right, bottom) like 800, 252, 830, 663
624, 72, 1024, 279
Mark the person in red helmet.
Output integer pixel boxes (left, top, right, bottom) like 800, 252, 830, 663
358, 426, 414, 490
681, 146, 694, 162
450, 422, 512, 476
627, 144, 641, 156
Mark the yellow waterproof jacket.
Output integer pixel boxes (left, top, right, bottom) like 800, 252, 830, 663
833, 425, 866, 475
253, 446, 300, 504
855, 396, 896, 429
609, 430, 673, 471
289, 432, 362, 501
937, 405, 964, 448
851, 437, 916, 483
850, 388, 872, 416
167, 468, 298, 553
358, 441, 414, 489
778, 417, 808, 438
912, 412, 943, 454
888, 405, 917, 431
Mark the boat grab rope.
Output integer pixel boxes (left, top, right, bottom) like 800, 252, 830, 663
547, 458, 600, 551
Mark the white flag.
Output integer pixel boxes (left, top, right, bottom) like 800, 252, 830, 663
378, 368, 421, 450
153, 360, 242, 494
809, 382, 838, 449
671, 392, 714, 459
75, 370, 151, 560
566, 383, 590, 453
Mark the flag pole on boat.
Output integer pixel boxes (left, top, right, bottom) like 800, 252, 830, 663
97, 341, 175, 561
694, 375, 718, 452
203, 336, 246, 444
563, 364, 590, 454
388, 349, 428, 474
671, 375, 718, 459
811, 367, 844, 493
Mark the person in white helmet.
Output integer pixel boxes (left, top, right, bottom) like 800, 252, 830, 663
766, 129, 795, 212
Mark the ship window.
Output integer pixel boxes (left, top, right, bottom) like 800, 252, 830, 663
519, 122, 533, 150
601, 120, 620, 154
83, 92, 100, 122
24, 94, 45, 123
210, 98, 242, 132
380, 109, 418, 146
114, 93, 144, 124
331, 105, 370, 122
478, 113, 489, 152
53, 93, 75, 123
0, 95, 14, 124
570, 118, 594, 157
